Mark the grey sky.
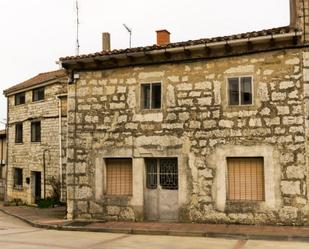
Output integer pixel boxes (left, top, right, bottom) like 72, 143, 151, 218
0, 0, 290, 129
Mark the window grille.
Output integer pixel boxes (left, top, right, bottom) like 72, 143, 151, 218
145, 158, 178, 190
106, 158, 132, 196
227, 157, 264, 201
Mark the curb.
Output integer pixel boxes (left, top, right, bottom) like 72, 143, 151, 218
1, 207, 309, 242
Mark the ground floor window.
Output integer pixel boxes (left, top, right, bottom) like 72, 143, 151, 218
145, 158, 178, 190
13, 167, 23, 189
105, 158, 132, 196
227, 157, 264, 201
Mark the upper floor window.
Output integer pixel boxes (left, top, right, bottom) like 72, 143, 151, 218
141, 83, 161, 110
15, 92, 25, 105
228, 77, 252, 106
15, 123, 23, 144
32, 87, 45, 102
31, 121, 41, 142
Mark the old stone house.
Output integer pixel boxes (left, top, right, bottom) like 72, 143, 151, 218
0, 130, 7, 200
3, 70, 68, 204
58, 0, 309, 225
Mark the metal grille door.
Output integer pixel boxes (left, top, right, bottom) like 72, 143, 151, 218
144, 158, 179, 221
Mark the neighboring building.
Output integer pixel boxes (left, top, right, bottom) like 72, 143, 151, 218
57, 0, 309, 225
0, 130, 7, 200
3, 70, 68, 204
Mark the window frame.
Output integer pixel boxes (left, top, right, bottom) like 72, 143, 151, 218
15, 122, 23, 144
105, 158, 133, 196
31, 121, 41, 143
32, 87, 45, 102
226, 157, 265, 202
15, 92, 26, 106
227, 76, 253, 106
13, 167, 23, 190
140, 82, 162, 110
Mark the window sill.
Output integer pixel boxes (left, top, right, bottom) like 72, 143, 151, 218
15, 142, 24, 145
32, 99, 45, 103
13, 186, 23, 191
225, 200, 264, 212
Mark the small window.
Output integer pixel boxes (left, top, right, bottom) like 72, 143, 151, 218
227, 157, 264, 202
105, 158, 132, 196
31, 121, 41, 142
228, 77, 252, 105
13, 168, 23, 189
15, 92, 25, 105
145, 158, 178, 190
141, 83, 161, 109
32, 87, 45, 102
15, 123, 23, 143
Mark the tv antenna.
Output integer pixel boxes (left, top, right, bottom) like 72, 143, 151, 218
123, 23, 132, 48
75, 0, 80, 55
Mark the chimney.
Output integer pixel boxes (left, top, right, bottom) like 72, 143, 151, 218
289, 0, 298, 28
102, 32, 111, 51
156, 29, 170, 45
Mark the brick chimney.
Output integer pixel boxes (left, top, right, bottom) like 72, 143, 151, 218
156, 30, 170, 45
102, 32, 111, 51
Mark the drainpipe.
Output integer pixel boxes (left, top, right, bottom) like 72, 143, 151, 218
43, 149, 49, 199
4, 98, 9, 204
57, 96, 63, 201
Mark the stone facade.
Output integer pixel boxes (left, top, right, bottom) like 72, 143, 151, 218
5, 80, 67, 204
0, 130, 7, 200
64, 47, 309, 225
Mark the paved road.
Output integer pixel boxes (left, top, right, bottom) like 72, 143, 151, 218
0, 212, 309, 249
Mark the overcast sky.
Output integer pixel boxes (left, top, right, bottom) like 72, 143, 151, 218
0, 0, 290, 129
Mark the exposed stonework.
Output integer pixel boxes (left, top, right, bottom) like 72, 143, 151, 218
5, 80, 67, 204
64, 48, 309, 225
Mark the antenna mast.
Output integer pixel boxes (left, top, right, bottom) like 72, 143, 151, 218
123, 24, 132, 48
76, 0, 80, 55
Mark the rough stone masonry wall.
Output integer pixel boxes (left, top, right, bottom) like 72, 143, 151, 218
7, 82, 67, 204
67, 48, 309, 224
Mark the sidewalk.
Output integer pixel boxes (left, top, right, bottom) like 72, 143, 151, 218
1, 203, 309, 242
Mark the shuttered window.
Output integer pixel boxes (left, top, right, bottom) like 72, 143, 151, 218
227, 157, 264, 201
106, 158, 132, 196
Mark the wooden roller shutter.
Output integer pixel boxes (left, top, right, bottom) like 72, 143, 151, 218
106, 158, 132, 196
227, 157, 264, 201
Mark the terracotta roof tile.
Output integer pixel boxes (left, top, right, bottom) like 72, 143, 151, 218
4, 69, 67, 95
60, 26, 299, 62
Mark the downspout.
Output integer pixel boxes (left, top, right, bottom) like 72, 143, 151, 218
58, 97, 63, 201
4, 98, 9, 204
43, 149, 49, 199
72, 72, 77, 219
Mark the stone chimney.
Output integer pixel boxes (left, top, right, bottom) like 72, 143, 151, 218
102, 32, 111, 51
156, 30, 170, 45
289, 0, 309, 43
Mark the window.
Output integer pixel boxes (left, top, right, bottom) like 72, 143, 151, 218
105, 158, 132, 196
32, 87, 45, 102
227, 157, 264, 202
141, 83, 161, 109
15, 92, 25, 105
31, 121, 41, 142
13, 168, 23, 189
228, 77, 252, 105
145, 158, 178, 190
15, 123, 23, 143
